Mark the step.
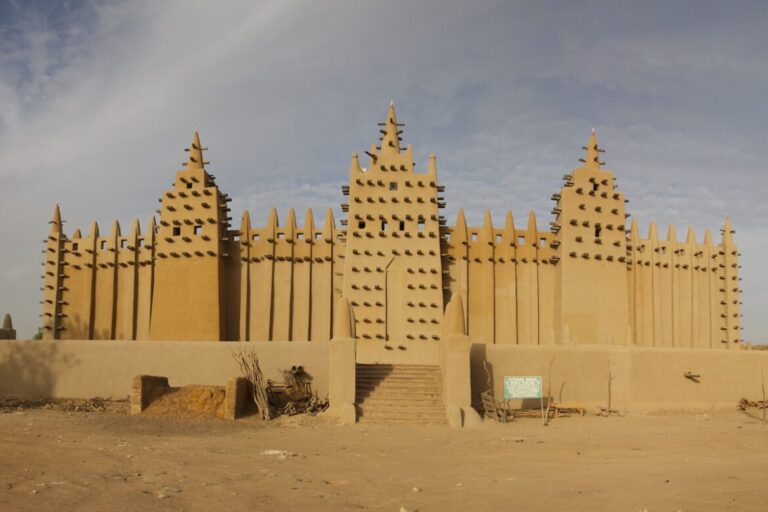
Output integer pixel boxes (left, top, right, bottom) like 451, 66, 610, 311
356, 381, 441, 390
357, 417, 446, 425
357, 364, 439, 369
356, 368, 441, 375
356, 370, 440, 376
357, 390, 443, 400
357, 376, 439, 382
358, 402, 445, 416
357, 410, 446, 422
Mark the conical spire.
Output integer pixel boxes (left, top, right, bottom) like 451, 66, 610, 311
379, 100, 401, 155
267, 208, 278, 229
703, 228, 713, 247
2, 313, 11, 330
480, 210, 494, 242
453, 209, 468, 243
349, 153, 361, 177
580, 129, 603, 169
50, 204, 62, 234
527, 210, 538, 236
428, 153, 437, 176
286, 208, 297, 232
667, 224, 677, 243
130, 218, 141, 238
502, 211, 515, 243
111, 219, 121, 238
184, 129, 209, 169
630, 218, 640, 242
146, 216, 157, 241
72, 228, 82, 240
89, 221, 100, 238
686, 225, 696, 244
648, 221, 658, 241
303, 209, 315, 239
321, 208, 335, 241
240, 210, 252, 234
723, 215, 734, 245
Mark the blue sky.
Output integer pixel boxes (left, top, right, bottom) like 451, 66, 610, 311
0, 0, 766, 341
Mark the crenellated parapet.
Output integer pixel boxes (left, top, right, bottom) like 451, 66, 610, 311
626, 216, 742, 348
442, 209, 558, 344
238, 207, 342, 341
41, 205, 157, 340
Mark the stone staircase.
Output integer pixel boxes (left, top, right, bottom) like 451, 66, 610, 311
355, 364, 446, 425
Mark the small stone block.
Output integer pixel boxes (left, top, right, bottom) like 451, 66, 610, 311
130, 375, 169, 415
224, 377, 250, 421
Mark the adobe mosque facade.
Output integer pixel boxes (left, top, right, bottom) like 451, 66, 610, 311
40, 103, 742, 349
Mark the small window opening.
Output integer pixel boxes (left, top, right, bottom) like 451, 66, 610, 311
100, 240, 107, 250
194, 225, 202, 235
471, 233, 478, 241
358, 221, 366, 229
186, 182, 193, 189
389, 182, 398, 191
381, 220, 388, 231
120, 239, 127, 248
172, 227, 181, 236
418, 216, 425, 231
72, 242, 79, 251
252, 234, 260, 241
540, 237, 547, 247
137, 239, 143, 248
315, 233, 323, 240
594, 225, 602, 238
296, 232, 304, 240
277, 232, 285, 239
592, 182, 599, 192
495, 234, 502, 242
518, 235, 526, 245
399, 221, 405, 231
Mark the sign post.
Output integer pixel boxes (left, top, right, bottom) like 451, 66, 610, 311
503, 376, 544, 421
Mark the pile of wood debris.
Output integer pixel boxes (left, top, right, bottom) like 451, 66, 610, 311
268, 366, 328, 416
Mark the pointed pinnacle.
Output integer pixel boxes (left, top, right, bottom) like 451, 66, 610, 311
50, 204, 62, 234
583, 130, 602, 168
186, 129, 206, 169
379, 101, 401, 155
527, 210, 538, 234
686, 225, 696, 244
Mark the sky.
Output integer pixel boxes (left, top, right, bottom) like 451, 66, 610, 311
0, 0, 766, 341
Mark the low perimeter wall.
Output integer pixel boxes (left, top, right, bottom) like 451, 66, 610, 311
2, 340, 767, 412
0, 340, 330, 401
472, 344, 768, 411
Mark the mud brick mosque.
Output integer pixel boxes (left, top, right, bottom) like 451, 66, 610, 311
40, 102, 742, 348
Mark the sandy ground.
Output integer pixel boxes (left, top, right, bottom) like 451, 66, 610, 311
1, 402, 768, 512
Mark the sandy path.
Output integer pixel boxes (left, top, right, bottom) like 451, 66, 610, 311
1, 406, 767, 511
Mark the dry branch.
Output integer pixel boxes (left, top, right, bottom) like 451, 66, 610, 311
231, 345, 272, 420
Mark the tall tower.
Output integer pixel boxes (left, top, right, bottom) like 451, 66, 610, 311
720, 215, 742, 346
342, 102, 445, 342
41, 204, 65, 340
554, 130, 630, 344
149, 130, 231, 341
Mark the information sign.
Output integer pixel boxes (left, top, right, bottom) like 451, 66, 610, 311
503, 376, 543, 400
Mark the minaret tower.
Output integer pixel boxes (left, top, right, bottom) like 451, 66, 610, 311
342, 102, 445, 343
149, 130, 231, 340
41, 204, 65, 340
720, 215, 742, 346
553, 130, 630, 344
